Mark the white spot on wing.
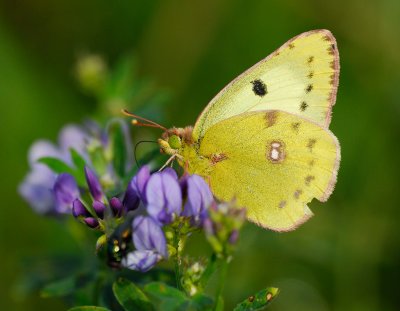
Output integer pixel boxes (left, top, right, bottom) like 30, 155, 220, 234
267, 140, 285, 163
271, 149, 279, 160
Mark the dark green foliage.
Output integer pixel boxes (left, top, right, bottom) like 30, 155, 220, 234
112, 278, 154, 311
41, 273, 94, 298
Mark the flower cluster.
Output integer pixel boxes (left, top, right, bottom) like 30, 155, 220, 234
72, 166, 134, 229
19, 125, 89, 214
204, 200, 246, 258
122, 166, 214, 272
19, 120, 132, 215
15, 53, 282, 310
18, 118, 246, 278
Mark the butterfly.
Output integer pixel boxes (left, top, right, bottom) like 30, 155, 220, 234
124, 29, 340, 232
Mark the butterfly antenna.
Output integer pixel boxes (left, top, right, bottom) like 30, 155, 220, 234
122, 109, 167, 131
134, 140, 159, 167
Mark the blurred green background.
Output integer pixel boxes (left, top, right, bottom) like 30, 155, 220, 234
1, 0, 400, 310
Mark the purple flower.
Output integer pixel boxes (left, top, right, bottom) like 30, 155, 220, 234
132, 216, 167, 257
28, 140, 64, 165
19, 120, 134, 218
18, 167, 56, 215
123, 165, 150, 211
146, 171, 182, 224
58, 125, 89, 161
182, 175, 213, 224
123, 216, 167, 272
122, 250, 160, 272
53, 173, 80, 214
19, 125, 89, 215
84, 166, 104, 201
19, 141, 60, 214
162, 167, 178, 180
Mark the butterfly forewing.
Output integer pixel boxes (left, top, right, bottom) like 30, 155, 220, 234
193, 29, 339, 141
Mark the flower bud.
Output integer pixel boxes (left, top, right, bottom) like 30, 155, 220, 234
203, 201, 246, 257
92, 200, 106, 219
110, 197, 123, 217
228, 229, 239, 245
72, 199, 89, 218
84, 217, 99, 228
84, 166, 103, 201
75, 54, 107, 94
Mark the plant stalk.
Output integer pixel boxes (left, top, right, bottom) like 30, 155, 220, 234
214, 258, 229, 311
173, 228, 183, 290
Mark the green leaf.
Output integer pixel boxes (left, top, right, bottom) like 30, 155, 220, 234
189, 293, 214, 311
68, 307, 111, 311
215, 296, 224, 311
233, 287, 279, 311
144, 282, 186, 301
40, 273, 93, 298
70, 149, 88, 186
38, 155, 87, 187
144, 282, 188, 311
70, 148, 87, 172
38, 157, 75, 175
112, 278, 154, 311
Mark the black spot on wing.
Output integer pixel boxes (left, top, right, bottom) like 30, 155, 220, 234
291, 122, 300, 133
251, 79, 267, 97
300, 101, 308, 112
307, 139, 317, 151
306, 84, 313, 93
294, 189, 303, 199
305, 175, 315, 186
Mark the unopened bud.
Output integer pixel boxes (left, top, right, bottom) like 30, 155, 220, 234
93, 201, 106, 219
84, 217, 99, 228
72, 199, 88, 218
110, 197, 123, 217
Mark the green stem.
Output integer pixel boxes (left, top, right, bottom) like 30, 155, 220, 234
214, 258, 229, 311
174, 256, 182, 290
173, 229, 183, 290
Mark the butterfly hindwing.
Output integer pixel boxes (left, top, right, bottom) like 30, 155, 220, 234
197, 110, 340, 231
193, 29, 339, 141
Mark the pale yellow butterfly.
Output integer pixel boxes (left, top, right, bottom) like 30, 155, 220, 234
125, 29, 341, 231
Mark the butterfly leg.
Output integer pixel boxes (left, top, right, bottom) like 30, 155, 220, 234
159, 153, 183, 171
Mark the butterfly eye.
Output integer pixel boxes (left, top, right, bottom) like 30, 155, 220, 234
168, 135, 182, 149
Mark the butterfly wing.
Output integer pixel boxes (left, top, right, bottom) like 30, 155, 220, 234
197, 110, 340, 231
193, 29, 339, 142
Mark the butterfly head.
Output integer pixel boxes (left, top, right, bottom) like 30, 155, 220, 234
158, 126, 194, 156
121, 109, 194, 157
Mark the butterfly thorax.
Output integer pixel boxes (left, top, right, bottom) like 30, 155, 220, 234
158, 126, 212, 177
